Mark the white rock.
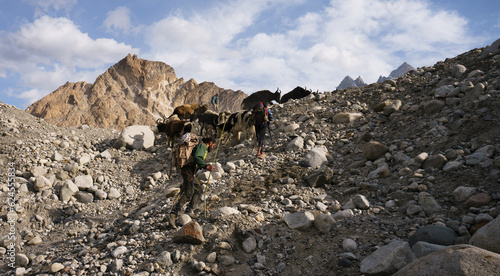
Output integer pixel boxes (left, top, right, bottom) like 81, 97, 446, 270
74, 175, 93, 190
108, 188, 121, 199
284, 123, 300, 132
114, 125, 155, 150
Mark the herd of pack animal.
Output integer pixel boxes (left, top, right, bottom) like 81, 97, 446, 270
156, 86, 314, 147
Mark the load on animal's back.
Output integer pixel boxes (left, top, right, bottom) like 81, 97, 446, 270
170, 103, 209, 121
241, 88, 281, 110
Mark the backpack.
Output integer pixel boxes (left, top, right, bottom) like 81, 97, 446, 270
253, 106, 268, 127
171, 133, 199, 171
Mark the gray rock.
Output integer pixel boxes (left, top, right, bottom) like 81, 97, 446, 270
114, 125, 155, 150
95, 190, 107, 200
461, 83, 484, 104
60, 180, 78, 202
363, 141, 389, 161
352, 194, 370, 210
411, 241, 446, 258
469, 215, 500, 253
422, 154, 447, 170
406, 205, 423, 216
423, 100, 445, 114
284, 211, 314, 230
284, 123, 300, 132
331, 112, 363, 123
474, 145, 496, 157
111, 246, 128, 258
480, 37, 500, 58
206, 252, 217, 263
100, 150, 112, 160
78, 153, 91, 165
108, 188, 121, 199
286, 136, 304, 151
31, 166, 47, 177
418, 192, 442, 216
443, 160, 464, 172
157, 251, 173, 267
383, 100, 401, 116
108, 259, 123, 273
242, 236, 257, 253
409, 225, 457, 247
360, 240, 416, 275
74, 191, 94, 204
465, 152, 490, 166
452, 186, 477, 202
52, 151, 64, 161
15, 253, 29, 267
74, 174, 93, 190
304, 172, 328, 188
50, 262, 65, 273
314, 213, 336, 233
450, 65, 467, 78
394, 245, 500, 276
34, 175, 52, 191
342, 238, 357, 251
332, 209, 354, 220
210, 207, 240, 219
177, 214, 192, 226
217, 254, 235, 266
304, 147, 328, 168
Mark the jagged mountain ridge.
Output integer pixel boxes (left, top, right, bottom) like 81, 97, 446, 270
336, 76, 366, 90
26, 54, 247, 130
337, 62, 415, 90
377, 62, 416, 82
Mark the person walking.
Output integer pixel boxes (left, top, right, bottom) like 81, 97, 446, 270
251, 102, 273, 157
167, 137, 216, 228
211, 93, 220, 112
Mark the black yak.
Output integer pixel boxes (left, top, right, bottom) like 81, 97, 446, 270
280, 86, 312, 103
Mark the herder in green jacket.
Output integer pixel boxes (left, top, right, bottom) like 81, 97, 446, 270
168, 137, 216, 228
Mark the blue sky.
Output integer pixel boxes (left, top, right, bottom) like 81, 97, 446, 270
0, 0, 499, 109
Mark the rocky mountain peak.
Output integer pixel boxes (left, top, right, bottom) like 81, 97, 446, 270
377, 62, 415, 83
337, 75, 367, 90
26, 54, 247, 130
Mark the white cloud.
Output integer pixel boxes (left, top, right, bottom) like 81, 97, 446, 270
103, 6, 133, 35
0, 16, 138, 106
142, 0, 479, 94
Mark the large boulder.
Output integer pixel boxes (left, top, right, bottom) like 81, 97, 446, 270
394, 245, 500, 276
409, 225, 457, 247
480, 37, 500, 58
114, 125, 155, 150
360, 240, 416, 275
304, 147, 328, 168
469, 215, 500, 253
284, 212, 315, 231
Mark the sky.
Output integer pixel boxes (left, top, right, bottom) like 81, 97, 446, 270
0, 0, 499, 109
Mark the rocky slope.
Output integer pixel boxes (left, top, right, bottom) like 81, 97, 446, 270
26, 54, 248, 130
1, 40, 500, 276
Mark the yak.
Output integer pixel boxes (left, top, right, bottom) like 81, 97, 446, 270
280, 86, 312, 104
156, 116, 193, 147
241, 88, 281, 110
170, 103, 209, 121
